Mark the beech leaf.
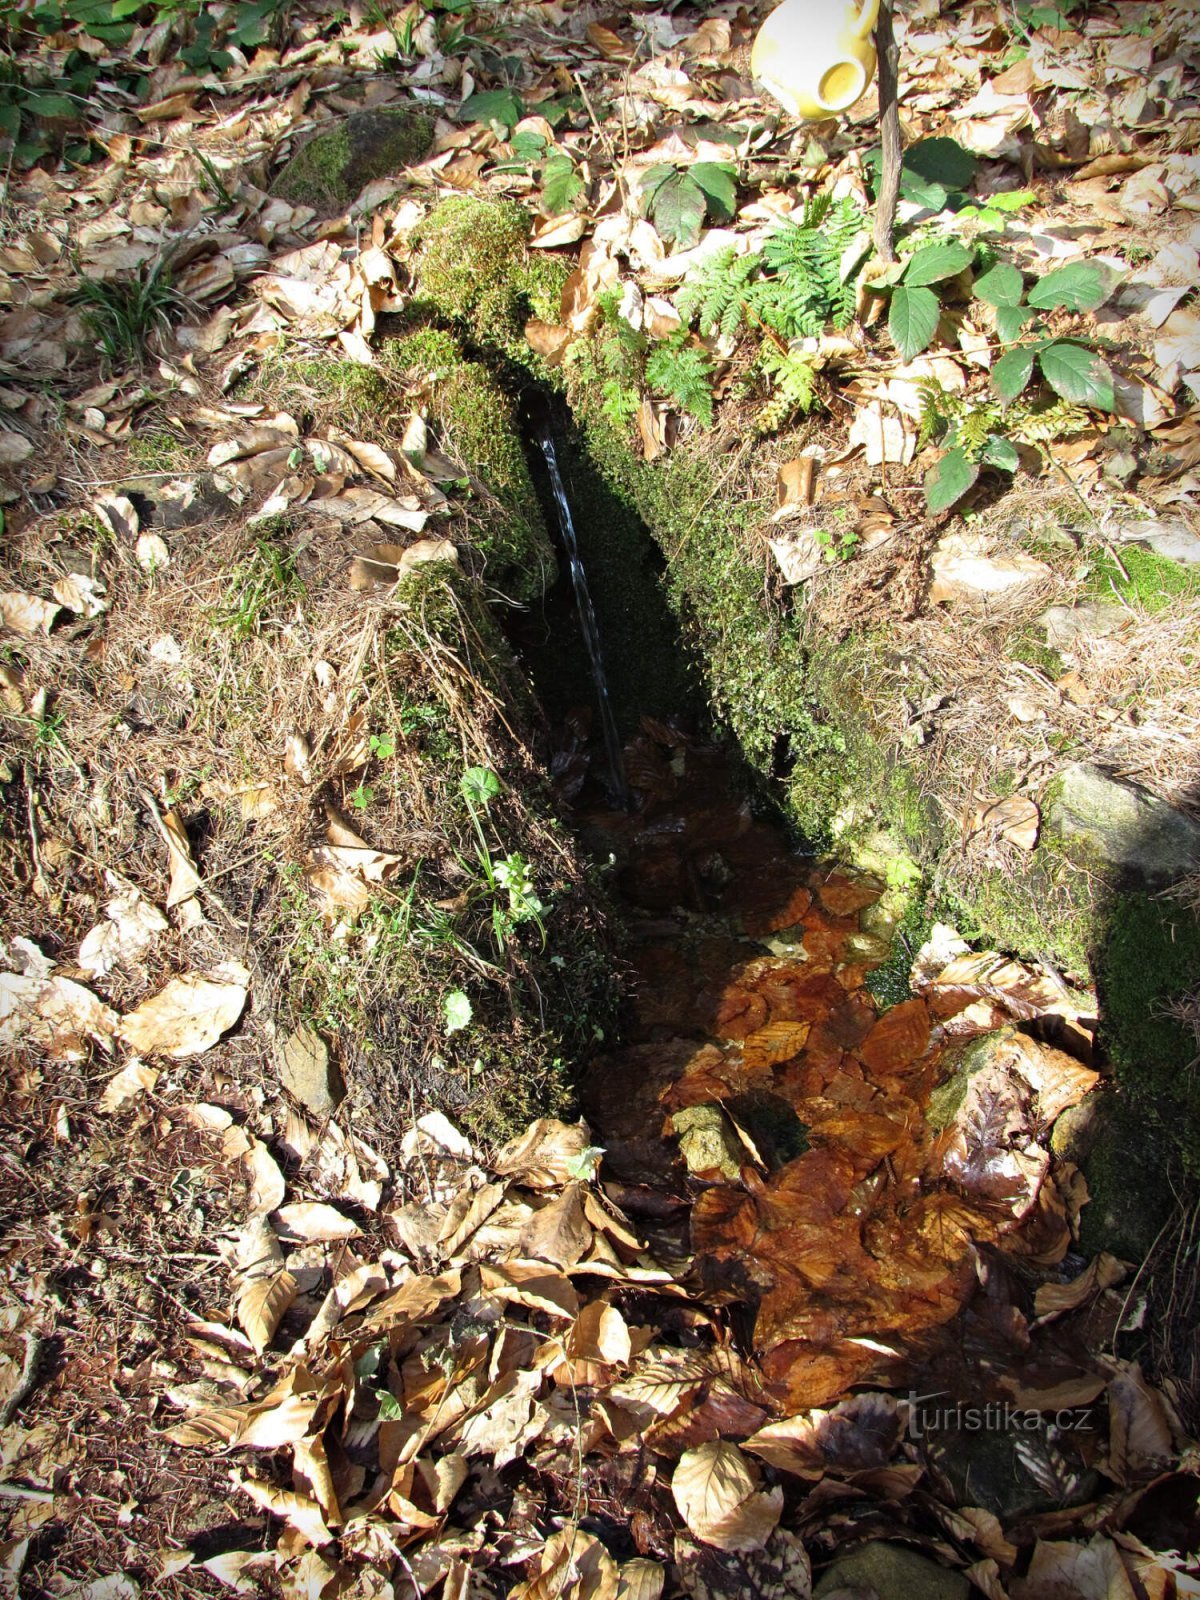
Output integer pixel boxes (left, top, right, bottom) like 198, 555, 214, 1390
671, 1441, 783, 1553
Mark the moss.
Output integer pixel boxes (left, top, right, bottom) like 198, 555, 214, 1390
127, 430, 190, 472
271, 105, 434, 214
409, 195, 570, 355
247, 350, 402, 443
1099, 890, 1200, 1169
1084, 541, 1200, 612
1007, 625, 1065, 680
384, 325, 554, 603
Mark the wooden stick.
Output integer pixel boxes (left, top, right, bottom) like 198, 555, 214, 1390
873, 0, 902, 265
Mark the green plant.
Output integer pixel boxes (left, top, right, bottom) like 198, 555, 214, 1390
349, 782, 374, 810
214, 536, 301, 637
639, 160, 737, 250
369, 731, 396, 760
73, 257, 187, 367
814, 526, 860, 563
917, 380, 1092, 513
645, 334, 714, 427
458, 765, 548, 950
756, 340, 818, 433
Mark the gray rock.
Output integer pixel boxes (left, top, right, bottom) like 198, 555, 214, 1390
814, 1542, 969, 1600
1048, 763, 1200, 886
277, 1024, 344, 1117
1109, 517, 1200, 566
271, 106, 434, 214
1051, 1090, 1172, 1260
927, 1423, 1098, 1524
1041, 602, 1130, 650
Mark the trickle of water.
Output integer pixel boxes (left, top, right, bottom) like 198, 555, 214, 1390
537, 427, 630, 806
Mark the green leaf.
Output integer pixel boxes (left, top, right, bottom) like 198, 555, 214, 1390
981, 434, 1020, 472
689, 161, 737, 223
983, 188, 1036, 213
645, 169, 707, 249
903, 239, 975, 287
377, 1390, 404, 1419
1037, 341, 1115, 410
444, 990, 473, 1036
638, 163, 677, 204
899, 170, 949, 213
26, 92, 77, 119
995, 303, 1035, 344
510, 129, 548, 162
889, 283, 941, 361
973, 261, 1024, 307
904, 137, 979, 189
541, 152, 583, 215
461, 87, 523, 130
925, 445, 981, 514
991, 345, 1036, 401
461, 765, 501, 808
1026, 261, 1112, 313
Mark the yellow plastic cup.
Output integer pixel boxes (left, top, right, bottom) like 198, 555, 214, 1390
751, 0, 881, 122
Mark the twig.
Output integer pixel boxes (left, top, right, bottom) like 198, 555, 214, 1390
0, 1333, 46, 1427
873, 0, 902, 265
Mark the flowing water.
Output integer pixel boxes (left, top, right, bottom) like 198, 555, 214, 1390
536, 427, 629, 807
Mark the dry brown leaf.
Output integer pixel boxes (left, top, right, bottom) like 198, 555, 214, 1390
79, 876, 168, 977
616, 1560, 665, 1600
52, 573, 109, 618
518, 1184, 593, 1268
1107, 1362, 1175, 1480
0, 431, 33, 466
0, 591, 60, 637
525, 319, 572, 365
671, 1441, 783, 1553
237, 1269, 297, 1356
586, 21, 629, 59
274, 1202, 360, 1241
207, 416, 299, 467
341, 438, 397, 482
234, 1477, 330, 1549
151, 805, 202, 908
98, 1058, 159, 1113
1012, 1536, 1137, 1600
494, 1118, 595, 1188
93, 493, 139, 540
510, 1526, 621, 1600
244, 1140, 287, 1214
970, 795, 1040, 852
1034, 1253, 1125, 1321
118, 974, 247, 1058
0, 970, 119, 1059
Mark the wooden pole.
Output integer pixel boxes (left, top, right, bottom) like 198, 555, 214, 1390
873, 0, 901, 264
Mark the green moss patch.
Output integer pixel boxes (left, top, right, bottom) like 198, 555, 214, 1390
271, 105, 434, 214
1085, 542, 1200, 612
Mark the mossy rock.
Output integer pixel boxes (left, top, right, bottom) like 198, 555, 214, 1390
1051, 1090, 1174, 1259
409, 195, 570, 352
927, 1423, 1098, 1523
272, 106, 433, 213
383, 324, 555, 603
814, 1542, 968, 1600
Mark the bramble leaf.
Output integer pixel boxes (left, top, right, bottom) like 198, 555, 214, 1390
1026, 261, 1113, 314
889, 283, 941, 361
925, 445, 981, 514
991, 345, 1036, 401
1037, 341, 1115, 410
973, 262, 1024, 307
903, 239, 974, 287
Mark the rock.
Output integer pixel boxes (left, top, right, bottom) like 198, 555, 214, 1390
814, 1541, 969, 1600
271, 106, 434, 214
1048, 763, 1200, 886
1041, 601, 1130, 650
1109, 516, 1200, 566
929, 533, 1051, 605
277, 1025, 344, 1118
926, 1424, 1098, 1524
1051, 1090, 1172, 1260
669, 1103, 743, 1180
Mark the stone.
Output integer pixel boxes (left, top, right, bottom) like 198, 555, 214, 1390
1041, 601, 1130, 650
277, 1024, 344, 1118
1109, 516, 1200, 566
669, 1103, 743, 1180
929, 533, 1051, 605
271, 106, 434, 214
925, 1424, 1098, 1524
814, 1541, 969, 1600
1051, 1090, 1172, 1260
1048, 763, 1200, 886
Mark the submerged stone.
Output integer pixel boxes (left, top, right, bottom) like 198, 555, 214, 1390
927, 1424, 1098, 1523
1048, 763, 1200, 886
814, 1541, 969, 1600
272, 106, 434, 213
1051, 1090, 1173, 1261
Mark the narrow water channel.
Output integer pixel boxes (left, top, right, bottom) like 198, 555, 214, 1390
520, 420, 1103, 1490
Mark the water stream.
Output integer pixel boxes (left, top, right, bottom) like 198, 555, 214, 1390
536, 426, 629, 807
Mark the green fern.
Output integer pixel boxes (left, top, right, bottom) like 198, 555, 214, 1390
677, 244, 764, 339
757, 340, 818, 433
645, 337, 714, 427
601, 377, 640, 429
1010, 397, 1090, 444
757, 194, 863, 339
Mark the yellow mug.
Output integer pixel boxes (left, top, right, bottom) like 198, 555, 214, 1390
751, 0, 881, 121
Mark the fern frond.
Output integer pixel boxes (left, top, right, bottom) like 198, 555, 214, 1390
1010, 398, 1090, 444
677, 245, 763, 339
757, 340, 818, 433
646, 338, 714, 427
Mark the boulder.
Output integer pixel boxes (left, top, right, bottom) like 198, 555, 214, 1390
1051, 1090, 1173, 1260
1109, 516, 1200, 566
814, 1541, 969, 1600
271, 106, 434, 214
1048, 763, 1200, 886
1041, 601, 1130, 650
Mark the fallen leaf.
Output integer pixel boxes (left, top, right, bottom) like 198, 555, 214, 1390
118, 974, 247, 1058
969, 795, 1040, 851
99, 1058, 159, 1112
244, 1140, 287, 1214
1, 591, 60, 637
274, 1202, 361, 1241
671, 1441, 783, 1553
52, 574, 109, 618
150, 805, 201, 908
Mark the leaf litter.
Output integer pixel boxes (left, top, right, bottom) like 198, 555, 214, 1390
1, 0, 1200, 1592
